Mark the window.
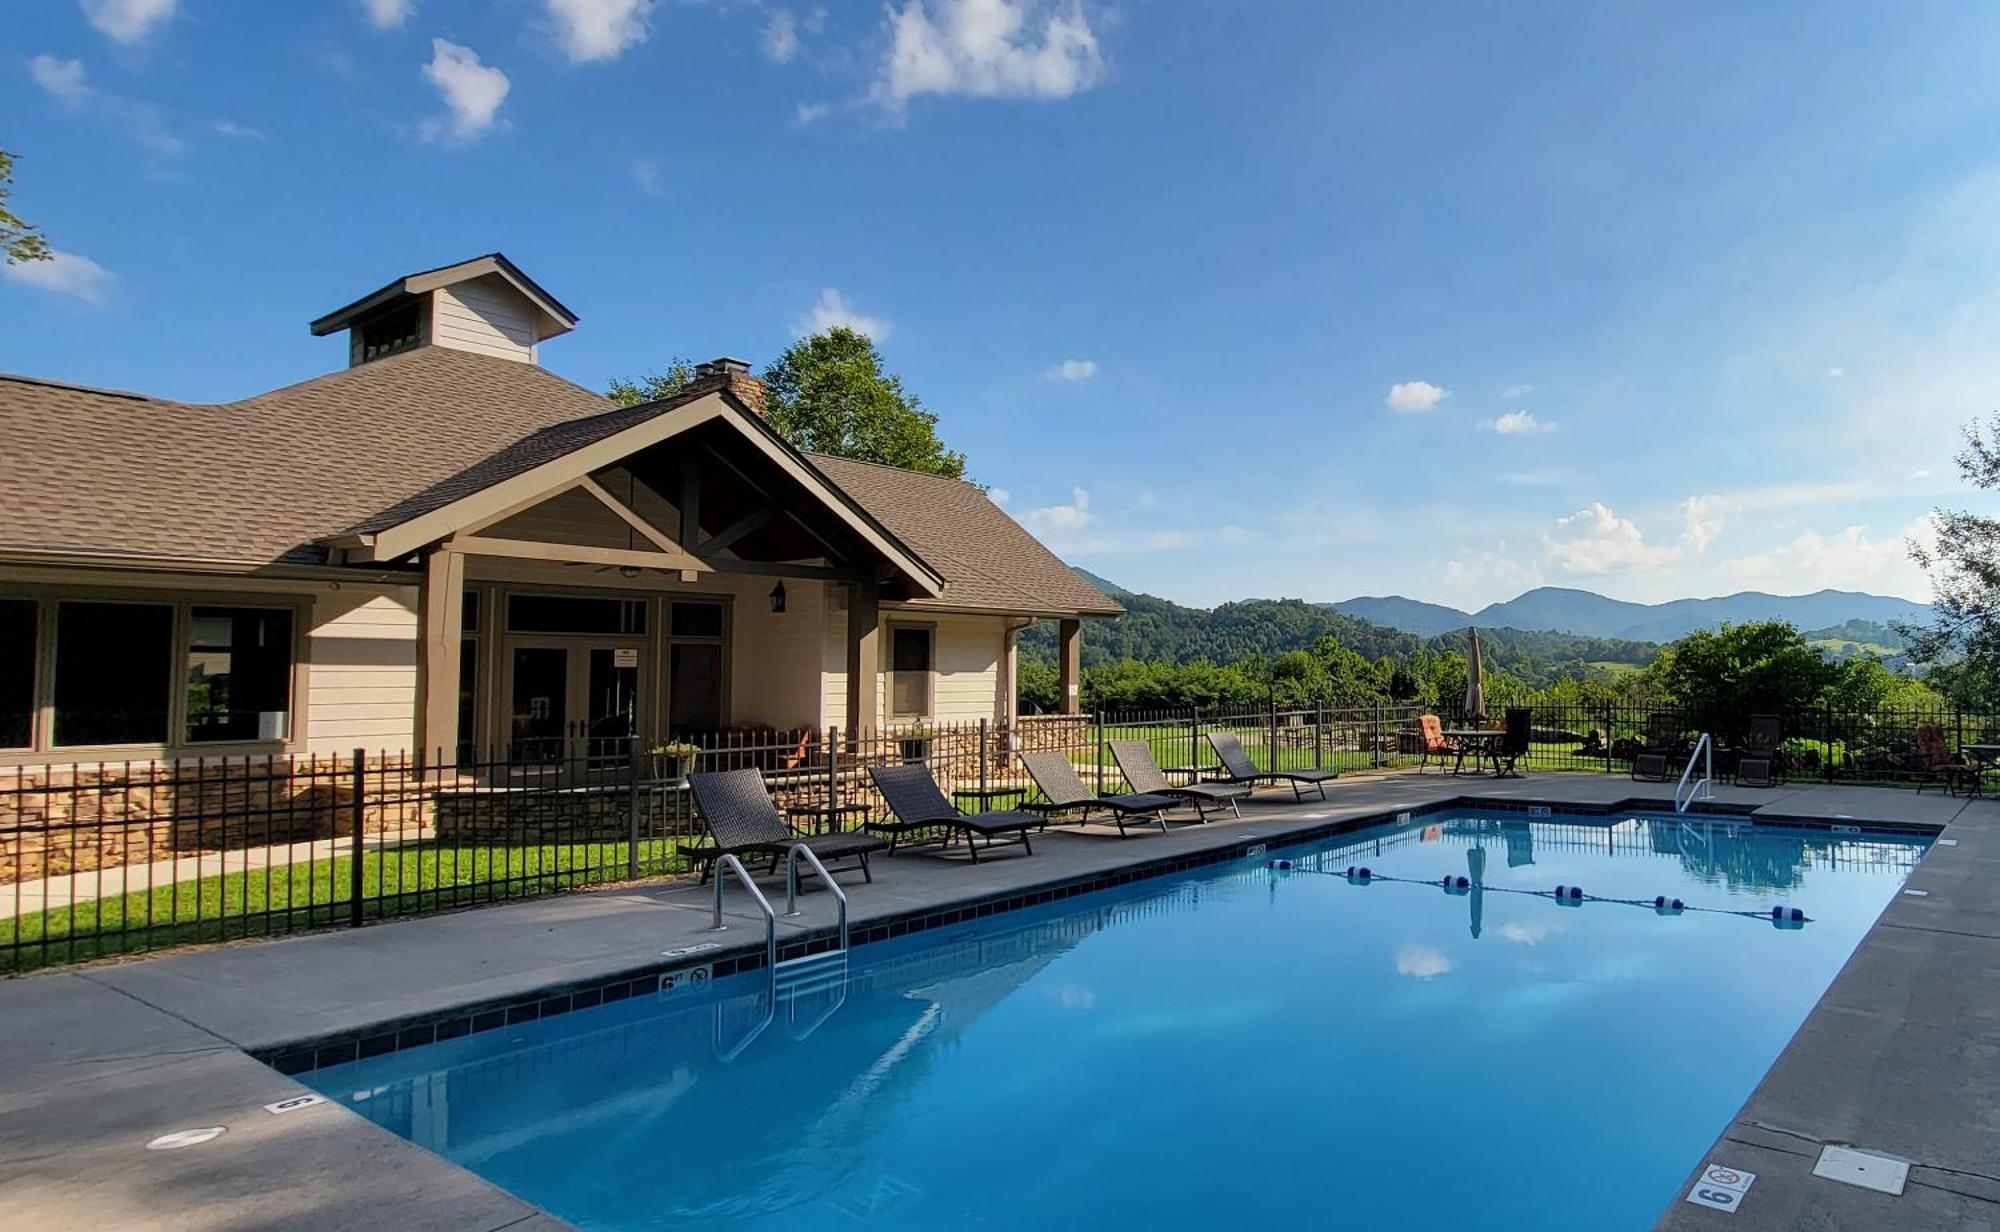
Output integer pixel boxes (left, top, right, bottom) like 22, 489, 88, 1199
664, 599, 727, 734
670, 601, 725, 639
357, 302, 422, 363
889, 626, 933, 719
185, 607, 295, 743
53, 602, 174, 747
0, 600, 34, 748
507, 594, 646, 636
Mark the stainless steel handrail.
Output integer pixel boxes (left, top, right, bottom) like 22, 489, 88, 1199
708, 853, 778, 976
784, 843, 850, 953
1675, 733, 1714, 813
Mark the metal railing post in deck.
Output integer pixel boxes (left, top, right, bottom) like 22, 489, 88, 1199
1825, 700, 1835, 783
1268, 697, 1279, 773
1313, 698, 1325, 769
1191, 706, 1202, 777
1094, 711, 1106, 794
349, 749, 366, 929
1603, 703, 1614, 775
627, 742, 643, 880
979, 717, 990, 796
1372, 699, 1381, 770
827, 726, 840, 811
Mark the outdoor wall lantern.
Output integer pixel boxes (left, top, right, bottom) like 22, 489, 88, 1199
769, 582, 787, 613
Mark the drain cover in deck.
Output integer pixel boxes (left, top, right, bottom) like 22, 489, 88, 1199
1813, 1145, 1909, 1195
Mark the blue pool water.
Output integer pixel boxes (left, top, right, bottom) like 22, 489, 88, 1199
309, 812, 1928, 1230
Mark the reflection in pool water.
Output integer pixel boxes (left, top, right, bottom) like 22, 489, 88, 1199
311, 813, 1927, 1231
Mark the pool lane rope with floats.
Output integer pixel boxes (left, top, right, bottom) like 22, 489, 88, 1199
1265, 860, 1812, 929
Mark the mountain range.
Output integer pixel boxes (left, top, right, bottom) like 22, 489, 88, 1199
1324, 586, 1930, 642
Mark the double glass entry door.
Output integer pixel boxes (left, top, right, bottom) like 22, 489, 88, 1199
507, 641, 642, 769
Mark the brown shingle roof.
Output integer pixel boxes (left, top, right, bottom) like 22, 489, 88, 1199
809, 455, 1122, 617
0, 348, 1121, 617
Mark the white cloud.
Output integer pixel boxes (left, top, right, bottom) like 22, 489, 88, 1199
4, 250, 117, 307
1679, 494, 1728, 554
1047, 358, 1097, 381
1543, 502, 1682, 575
27, 54, 180, 154
1395, 945, 1452, 980
987, 487, 1011, 507
358, 0, 415, 29
211, 119, 265, 141
792, 288, 890, 340
874, 0, 1106, 112
28, 54, 88, 103
1909, 468, 1932, 480
761, 8, 822, 63
1500, 921, 1557, 946
420, 39, 509, 144
1717, 518, 1934, 598
1485, 410, 1554, 435
545, 0, 653, 63
1500, 383, 1535, 399
1825, 366, 1845, 378
80, 0, 176, 43
1442, 543, 1544, 604
1386, 380, 1448, 413
1016, 487, 1091, 539
795, 100, 830, 125
628, 155, 666, 197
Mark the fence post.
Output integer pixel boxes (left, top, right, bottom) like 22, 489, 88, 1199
1191, 705, 1202, 776
627, 741, 643, 879
1824, 700, 1835, 783
1094, 710, 1106, 794
1268, 696, 1280, 773
349, 748, 366, 929
979, 717, 990, 796
1313, 697, 1325, 769
1603, 703, 1613, 774
1371, 699, 1381, 770
828, 726, 840, 812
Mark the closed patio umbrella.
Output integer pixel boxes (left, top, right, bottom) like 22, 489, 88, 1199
1464, 627, 1488, 723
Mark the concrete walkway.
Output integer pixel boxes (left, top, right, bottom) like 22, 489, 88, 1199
0, 770, 1984, 1230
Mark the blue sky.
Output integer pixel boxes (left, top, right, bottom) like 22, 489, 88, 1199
7, 1, 1998, 609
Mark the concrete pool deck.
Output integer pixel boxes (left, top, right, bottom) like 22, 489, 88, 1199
0, 770, 1990, 1230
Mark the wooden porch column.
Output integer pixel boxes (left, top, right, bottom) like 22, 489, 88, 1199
846, 581, 881, 734
1058, 618, 1082, 715
417, 546, 466, 764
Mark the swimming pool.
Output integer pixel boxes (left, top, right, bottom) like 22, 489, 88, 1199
308, 811, 1928, 1230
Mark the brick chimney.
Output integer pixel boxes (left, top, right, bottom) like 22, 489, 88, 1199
689, 357, 767, 416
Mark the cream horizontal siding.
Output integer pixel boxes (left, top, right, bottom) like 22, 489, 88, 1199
430, 276, 539, 364
929, 614, 1004, 724
482, 486, 638, 550
305, 586, 418, 755
729, 578, 825, 730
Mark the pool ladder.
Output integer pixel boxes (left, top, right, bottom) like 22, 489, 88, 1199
1675, 733, 1714, 813
706, 846, 852, 1059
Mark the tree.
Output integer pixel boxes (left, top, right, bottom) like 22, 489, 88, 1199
2, 150, 51, 265
606, 357, 693, 407
1906, 411, 2000, 705
1649, 621, 1836, 739
761, 328, 967, 478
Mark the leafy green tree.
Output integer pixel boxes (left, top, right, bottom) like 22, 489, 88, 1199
1649, 621, 1837, 738
2, 150, 51, 265
606, 357, 694, 407
761, 327, 966, 477
1906, 411, 2000, 706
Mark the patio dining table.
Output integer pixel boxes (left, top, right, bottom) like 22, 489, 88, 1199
1960, 743, 2000, 796
1443, 729, 1505, 776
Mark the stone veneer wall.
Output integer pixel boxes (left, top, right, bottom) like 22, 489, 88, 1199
0, 755, 432, 884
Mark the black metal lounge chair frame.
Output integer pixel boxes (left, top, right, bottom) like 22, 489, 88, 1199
687, 768, 885, 885
1108, 739, 1247, 821
1205, 731, 1336, 801
1017, 751, 1173, 837
1734, 714, 1783, 787
866, 763, 1040, 861
1485, 708, 1532, 778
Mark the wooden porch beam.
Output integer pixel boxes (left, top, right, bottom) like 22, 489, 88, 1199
698, 508, 775, 555
449, 535, 707, 573
575, 473, 696, 560
706, 559, 867, 583
1057, 618, 1082, 716
418, 546, 466, 764
847, 581, 881, 735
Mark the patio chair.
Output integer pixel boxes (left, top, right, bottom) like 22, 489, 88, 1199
866, 763, 1040, 861
1489, 708, 1532, 778
1018, 750, 1173, 837
1109, 739, 1250, 822
1631, 713, 1681, 781
1416, 714, 1462, 774
1914, 724, 1980, 797
1206, 731, 1337, 801
687, 768, 886, 885
1735, 714, 1783, 788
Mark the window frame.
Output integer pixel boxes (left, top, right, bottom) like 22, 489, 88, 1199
886, 622, 936, 722
0, 585, 311, 762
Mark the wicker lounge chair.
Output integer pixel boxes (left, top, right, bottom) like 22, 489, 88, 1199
1735, 714, 1783, 787
1914, 724, 1980, 797
1109, 739, 1248, 822
1416, 714, 1462, 774
1205, 731, 1336, 801
687, 768, 885, 885
1018, 750, 1173, 836
866, 763, 1040, 860
1631, 714, 1681, 781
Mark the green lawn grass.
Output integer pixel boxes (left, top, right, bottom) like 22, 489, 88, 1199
0, 839, 694, 973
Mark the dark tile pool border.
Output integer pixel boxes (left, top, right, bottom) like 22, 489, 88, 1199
259, 792, 1938, 1076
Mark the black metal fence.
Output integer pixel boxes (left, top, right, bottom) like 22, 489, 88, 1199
0, 698, 1979, 972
